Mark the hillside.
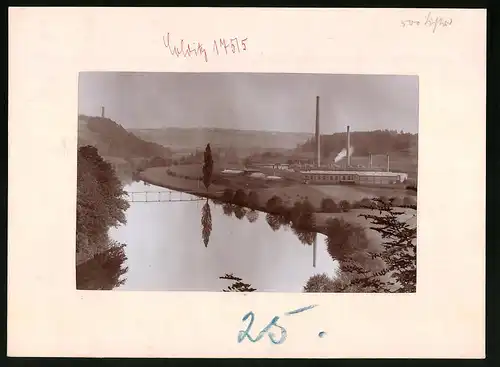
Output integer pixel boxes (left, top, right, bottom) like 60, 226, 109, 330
78, 115, 172, 159
129, 127, 312, 152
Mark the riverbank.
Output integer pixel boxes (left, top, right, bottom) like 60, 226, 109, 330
139, 166, 416, 213
138, 166, 225, 199
138, 166, 416, 239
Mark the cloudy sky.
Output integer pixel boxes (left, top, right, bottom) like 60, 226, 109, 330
79, 72, 419, 134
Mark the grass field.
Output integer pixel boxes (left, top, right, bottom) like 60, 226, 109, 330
139, 167, 227, 196
142, 164, 417, 211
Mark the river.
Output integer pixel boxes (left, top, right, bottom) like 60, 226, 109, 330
110, 181, 339, 292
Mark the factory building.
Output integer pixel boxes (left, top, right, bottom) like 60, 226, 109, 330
301, 170, 408, 185
304, 96, 409, 186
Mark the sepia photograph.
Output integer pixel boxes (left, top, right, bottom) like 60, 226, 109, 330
76, 72, 418, 293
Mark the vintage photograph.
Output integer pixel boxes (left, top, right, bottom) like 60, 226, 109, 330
76, 72, 418, 293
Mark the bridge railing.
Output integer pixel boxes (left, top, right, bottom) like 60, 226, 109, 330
124, 190, 205, 203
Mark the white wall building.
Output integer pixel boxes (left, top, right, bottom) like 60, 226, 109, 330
301, 170, 408, 185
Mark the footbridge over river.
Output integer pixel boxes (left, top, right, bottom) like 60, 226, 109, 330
125, 190, 208, 203
124, 189, 319, 267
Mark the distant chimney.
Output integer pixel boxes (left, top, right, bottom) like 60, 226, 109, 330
346, 125, 351, 168
313, 233, 317, 268
369, 153, 373, 169
315, 96, 320, 168
101, 106, 105, 118
386, 154, 390, 172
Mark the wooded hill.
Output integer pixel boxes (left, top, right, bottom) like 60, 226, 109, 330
297, 129, 418, 158
78, 115, 172, 159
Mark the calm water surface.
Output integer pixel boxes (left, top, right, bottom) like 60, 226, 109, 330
110, 181, 338, 292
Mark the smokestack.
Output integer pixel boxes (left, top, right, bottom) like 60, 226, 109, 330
369, 153, 373, 169
101, 106, 105, 118
313, 233, 317, 268
346, 125, 351, 168
315, 96, 320, 168
386, 154, 390, 172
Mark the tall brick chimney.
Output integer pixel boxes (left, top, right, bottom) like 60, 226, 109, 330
315, 96, 320, 168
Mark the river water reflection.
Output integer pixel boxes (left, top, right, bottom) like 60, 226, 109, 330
110, 181, 338, 292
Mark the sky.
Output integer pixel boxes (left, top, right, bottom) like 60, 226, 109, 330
78, 72, 419, 134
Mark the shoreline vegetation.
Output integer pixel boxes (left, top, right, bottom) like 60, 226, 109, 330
76, 115, 417, 292
76, 145, 130, 290
138, 165, 416, 237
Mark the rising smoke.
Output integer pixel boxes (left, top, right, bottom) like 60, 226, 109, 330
334, 146, 355, 163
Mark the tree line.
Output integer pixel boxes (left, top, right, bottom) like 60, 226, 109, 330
298, 129, 418, 158
76, 145, 130, 290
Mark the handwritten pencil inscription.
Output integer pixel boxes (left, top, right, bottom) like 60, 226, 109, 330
401, 12, 452, 33
237, 304, 320, 345
162, 33, 248, 63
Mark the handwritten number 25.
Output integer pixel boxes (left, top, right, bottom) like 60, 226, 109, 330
237, 311, 287, 345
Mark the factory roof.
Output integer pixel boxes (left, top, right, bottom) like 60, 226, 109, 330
300, 170, 407, 177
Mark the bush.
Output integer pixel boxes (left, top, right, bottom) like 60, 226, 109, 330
266, 195, 284, 213
303, 273, 338, 293
290, 199, 315, 229
233, 189, 248, 206
391, 197, 404, 207
247, 191, 259, 208
378, 196, 389, 204
357, 197, 373, 208
406, 185, 417, 192
321, 198, 339, 213
339, 200, 351, 212
222, 188, 234, 202
325, 218, 369, 262
403, 196, 416, 206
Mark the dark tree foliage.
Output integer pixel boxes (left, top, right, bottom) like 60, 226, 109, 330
220, 273, 256, 292
325, 218, 370, 263
247, 191, 260, 208
202, 143, 214, 190
201, 199, 213, 247
303, 273, 338, 293
289, 199, 315, 230
304, 272, 366, 293
76, 242, 128, 290
222, 188, 234, 202
298, 129, 417, 159
147, 156, 171, 168
292, 227, 316, 246
76, 146, 130, 289
77, 146, 129, 240
233, 205, 247, 220
321, 198, 340, 213
266, 195, 285, 213
339, 200, 351, 212
246, 210, 259, 223
222, 203, 235, 217
233, 189, 248, 206
266, 213, 282, 232
357, 198, 417, 293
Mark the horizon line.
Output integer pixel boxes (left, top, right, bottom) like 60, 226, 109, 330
78, 114, 418, 135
